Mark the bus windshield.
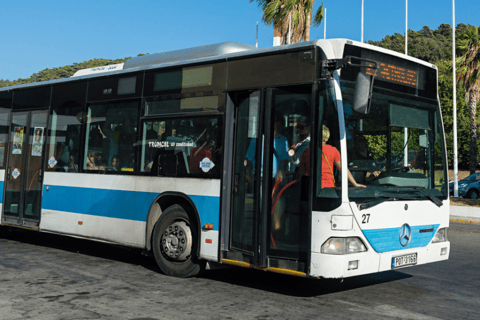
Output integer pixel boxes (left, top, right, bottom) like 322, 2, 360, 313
340, 80, 448, 205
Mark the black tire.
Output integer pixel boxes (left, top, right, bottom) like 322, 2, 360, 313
468, 189, 479, 200
152, 204, 204, 277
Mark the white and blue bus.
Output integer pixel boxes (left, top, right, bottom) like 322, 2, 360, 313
0, 39, 449, 278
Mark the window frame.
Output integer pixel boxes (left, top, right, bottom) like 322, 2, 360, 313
138, 113, 224, 179
82, 98, 141, 175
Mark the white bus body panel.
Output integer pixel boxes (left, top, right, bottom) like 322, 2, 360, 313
41, 209, 146, 247
40, 172, 221, 260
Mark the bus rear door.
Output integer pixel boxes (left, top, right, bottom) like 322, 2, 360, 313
3, 110, 48, 228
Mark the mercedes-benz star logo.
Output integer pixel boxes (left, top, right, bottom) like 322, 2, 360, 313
399, 223, 412, 247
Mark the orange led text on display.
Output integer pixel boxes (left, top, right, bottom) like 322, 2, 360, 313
367, 63, 417, 87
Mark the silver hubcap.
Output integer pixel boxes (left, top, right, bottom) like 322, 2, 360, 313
161, 221, 192, 261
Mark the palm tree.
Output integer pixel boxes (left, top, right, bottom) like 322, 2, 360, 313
456, 25, 480, 174
250, 0, 324, 45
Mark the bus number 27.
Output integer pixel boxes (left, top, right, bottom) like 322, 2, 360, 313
362, 214, 370, 224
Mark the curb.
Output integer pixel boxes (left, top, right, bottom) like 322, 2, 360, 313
450, 218, 480, 225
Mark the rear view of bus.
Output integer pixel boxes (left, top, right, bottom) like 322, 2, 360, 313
308, 40, 450, 278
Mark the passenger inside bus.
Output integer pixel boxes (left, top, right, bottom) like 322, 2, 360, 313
100, 107, 137, 171
316, 125, 365, 188
290, 115, 311, 175
245, 115, 290, 182
269, 99, 311, 248
86, 151, 99, 170
189, 119, 218, 174
57, 125, 80, 169
62, 149, 78, 172
110, 155, 121, 171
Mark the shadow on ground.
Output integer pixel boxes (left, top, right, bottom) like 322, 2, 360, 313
0, 226, 412, 297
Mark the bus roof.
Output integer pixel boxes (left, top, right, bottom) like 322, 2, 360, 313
0, 39, 436, 92
123, 42, 257, 70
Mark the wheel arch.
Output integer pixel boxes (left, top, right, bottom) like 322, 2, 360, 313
145, 192, 201, 253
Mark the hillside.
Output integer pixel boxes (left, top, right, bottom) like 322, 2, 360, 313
0, 58, 130, 88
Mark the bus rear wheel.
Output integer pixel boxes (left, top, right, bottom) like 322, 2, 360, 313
152, 204, 204, 277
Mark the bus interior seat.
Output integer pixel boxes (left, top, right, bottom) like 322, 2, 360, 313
150, 149, 188, 177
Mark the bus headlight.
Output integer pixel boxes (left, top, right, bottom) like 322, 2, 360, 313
432, 228, 448, 243
321, 237, 367, 255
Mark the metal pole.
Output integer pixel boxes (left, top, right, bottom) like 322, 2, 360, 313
405, 0, 408, 55
361, 0, 364, 42
404, 0, 408, 165
453, 0, 458, 197
256, 22, 258, 48
288, 15, 292, 44
324, 8, 327, 39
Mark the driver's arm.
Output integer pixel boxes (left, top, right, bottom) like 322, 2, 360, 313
336, 161, 366, 188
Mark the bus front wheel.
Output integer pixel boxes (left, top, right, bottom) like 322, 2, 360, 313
152, 204, 204, 277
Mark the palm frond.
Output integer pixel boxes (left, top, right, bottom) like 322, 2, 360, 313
456, 55, 466, 66
283, 0, 297, 13
263, 0, 282, 25
312, 5, 323, 27
292, 11, 300, 28
304, 0, 314, 13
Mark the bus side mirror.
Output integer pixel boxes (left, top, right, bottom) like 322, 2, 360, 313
353, 72, 374, 115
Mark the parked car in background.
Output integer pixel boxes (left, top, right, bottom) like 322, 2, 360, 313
445, 172, 480, 199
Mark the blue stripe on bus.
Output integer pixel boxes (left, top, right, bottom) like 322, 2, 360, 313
0, 181, 3, 203
41, 185, 220, 230
362, 224, 440, 253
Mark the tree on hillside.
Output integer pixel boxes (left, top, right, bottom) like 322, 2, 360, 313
437, 59, 471, 168
0, 58, 130, 88
368, 24, 453, 63
456, 25, 480, 174
368, 24, 480, 170
250, 0, 323, 44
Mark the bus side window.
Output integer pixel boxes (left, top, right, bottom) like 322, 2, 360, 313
85, 102, 139, 172
0, 109, 9, 168
141, 117, 222, 178
47, 102, 83, 173
189, 117, 221, 177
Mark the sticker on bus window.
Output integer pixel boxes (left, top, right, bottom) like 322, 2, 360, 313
48, 156, 57, 168
32, 127, 44, 156
12, 127, 24, 155
12, 168, 21, 179
149, 141, 170, 148
199, 157, 215, 173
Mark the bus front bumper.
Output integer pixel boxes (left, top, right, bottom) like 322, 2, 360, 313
309, 241, 450, 279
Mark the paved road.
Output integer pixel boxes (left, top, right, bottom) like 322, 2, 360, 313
0, 222, 479, 320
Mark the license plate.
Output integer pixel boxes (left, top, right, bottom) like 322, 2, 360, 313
392, 253, 417, 268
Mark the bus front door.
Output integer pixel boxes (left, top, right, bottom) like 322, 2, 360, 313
228, 86, 311, 272
229, 91, 262, 266
3, 110, 48, 228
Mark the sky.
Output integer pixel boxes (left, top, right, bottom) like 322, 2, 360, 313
1, 0, 478, 81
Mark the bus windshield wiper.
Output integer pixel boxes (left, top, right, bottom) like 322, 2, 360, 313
359, 186, 443, 209
390, 186, 443, 207
358, 197, 398, 210
417, 188, 443, 207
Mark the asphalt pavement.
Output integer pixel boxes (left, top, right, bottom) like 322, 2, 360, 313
450, 205, 480, 224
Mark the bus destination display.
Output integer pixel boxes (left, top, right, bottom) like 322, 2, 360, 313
367, 62, 418, 88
